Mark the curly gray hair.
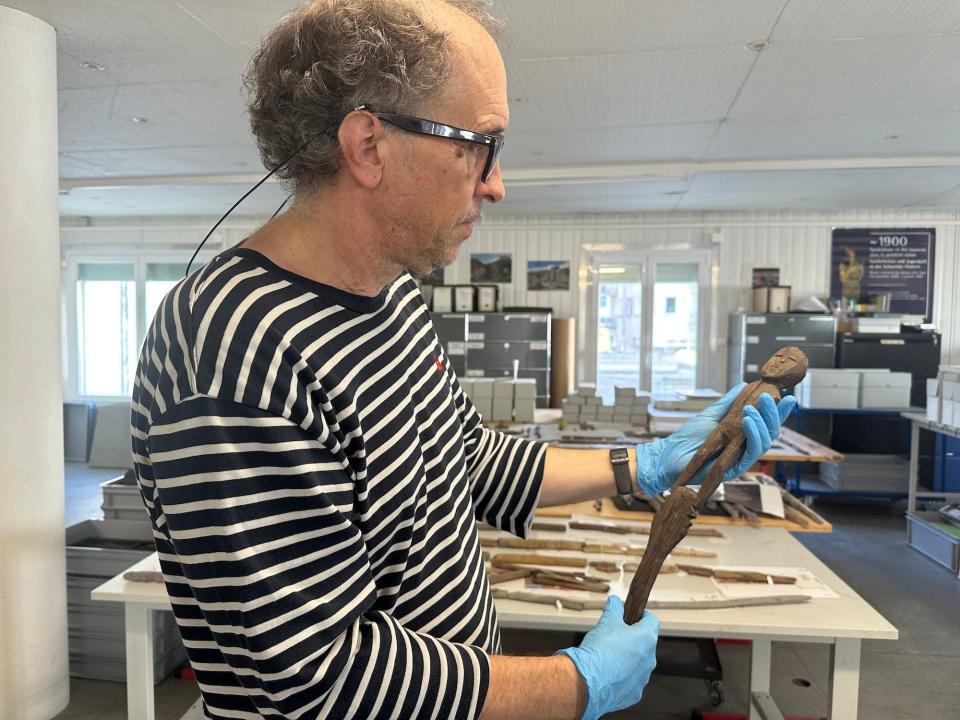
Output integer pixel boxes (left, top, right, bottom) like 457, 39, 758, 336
244, 0, 501, 196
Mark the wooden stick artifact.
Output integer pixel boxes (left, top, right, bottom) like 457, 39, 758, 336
676, 564, 797, 584
491, 553, 586, 568
623, 347, 808, 624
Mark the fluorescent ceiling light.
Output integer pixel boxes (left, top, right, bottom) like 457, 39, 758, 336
599, 266, 627, 274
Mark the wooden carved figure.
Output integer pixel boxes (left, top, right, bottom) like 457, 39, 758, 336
623, 347, 808, 624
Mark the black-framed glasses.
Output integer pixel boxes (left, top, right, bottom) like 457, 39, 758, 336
355, 105, 504, 183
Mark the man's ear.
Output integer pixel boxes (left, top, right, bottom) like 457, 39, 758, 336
338, 110, 386, 189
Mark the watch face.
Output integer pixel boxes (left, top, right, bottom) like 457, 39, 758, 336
611, 448, 628, 461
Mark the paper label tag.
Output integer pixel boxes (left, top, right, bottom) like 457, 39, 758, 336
468, 332, 485, 341
470, 314, 485, 322
447, 342, 465, 356
531, 316, 548, 323
759, 485, 785, 519
746, 363, 759, 372
747, 336, 759, 344
468, 341, 484, 350
531, 341, 548, 351
466, 370, 484, 377
746, 316, 767, 325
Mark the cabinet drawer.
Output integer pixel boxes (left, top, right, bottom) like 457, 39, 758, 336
467, 340, 549, 369
469, 313, 550, 341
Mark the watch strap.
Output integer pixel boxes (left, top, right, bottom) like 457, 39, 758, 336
610, 447, 633, 495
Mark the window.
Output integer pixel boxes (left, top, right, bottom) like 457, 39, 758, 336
76, 263, 137, 397
651, 263, 699, 394
586, 252, 709, 400
64, 250, 216, 400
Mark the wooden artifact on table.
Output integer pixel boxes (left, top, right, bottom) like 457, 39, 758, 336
527, 571, 610, 593
623, 347, 808, 624
491, 553, 586, 568
735, 503, 762, 528
783, 506, 810, 527
720, 501, 740, 520
123, 570, 164, 583
570, 519, 725, 538
581, 542, 717, 559
676, 564, 797, 584
781, 491, 829, 526
492, 587, 810, 611
647, 594, 810, 610
491, 587, 607, 611
487, 568, 532, 585
496, 537, 585, 552
531, 521, 567, 533
589, 560, 677, 574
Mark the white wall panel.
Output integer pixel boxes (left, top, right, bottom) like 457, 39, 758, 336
62, 208, 960, 386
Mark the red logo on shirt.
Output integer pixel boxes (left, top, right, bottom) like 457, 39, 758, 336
435, 356, 444, 372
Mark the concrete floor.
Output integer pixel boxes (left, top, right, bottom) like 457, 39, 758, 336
57, 467, 960, 719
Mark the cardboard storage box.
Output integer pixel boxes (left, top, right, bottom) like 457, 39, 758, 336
860, 371, 912, 409
797, 369, 860, 409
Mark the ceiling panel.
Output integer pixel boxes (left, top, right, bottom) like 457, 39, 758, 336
59, 182, 288, 217
703, 112, 960, 160
173, 1, 301, 48
731, 34, 960, 121
58, 80, 250, 152
494, 0, 785, 58
772, 0, 960, 42
688, 166, 960, 198
59, 144, 264, 178
3, 0, 251, 89
502, 122, 718, 166
511, 46, 754, 131
907, 184, 960, 207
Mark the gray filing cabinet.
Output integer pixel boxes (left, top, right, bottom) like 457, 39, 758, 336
465, 312, 551, 408
431, 312, 468, 377
432, 311, 552, 408
728, 313, 837, 386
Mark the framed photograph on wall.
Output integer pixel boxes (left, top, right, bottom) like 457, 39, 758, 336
527, 260, 570, 291
470, 253, 512, 283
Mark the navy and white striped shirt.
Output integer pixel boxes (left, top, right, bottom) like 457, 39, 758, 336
131, 246, 547, 719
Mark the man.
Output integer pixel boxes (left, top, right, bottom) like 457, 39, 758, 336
131, 1, 793, 718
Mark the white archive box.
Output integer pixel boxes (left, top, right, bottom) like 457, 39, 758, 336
797, 369, 860, 409
493, 378, 515, 399
927, 394, 942, 424
860, 371, 912, 409
942, 399, 956, 428
514, 379, 537, 398
473, 395, 493, 419
471, 378, 495, 397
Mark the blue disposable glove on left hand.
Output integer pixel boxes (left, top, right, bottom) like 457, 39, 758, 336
635, 383, 797, 496
556, 596, 659, 720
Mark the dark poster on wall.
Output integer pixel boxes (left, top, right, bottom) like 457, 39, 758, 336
830, 228, 935, 318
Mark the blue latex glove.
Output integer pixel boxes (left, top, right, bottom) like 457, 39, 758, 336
635, 383, 797, 496
556, 596, 659, 720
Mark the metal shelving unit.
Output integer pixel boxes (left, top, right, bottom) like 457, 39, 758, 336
791, 405, 921, 499
902, 412, 960, 577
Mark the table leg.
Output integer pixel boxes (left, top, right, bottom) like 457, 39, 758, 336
747, 638, 772, 720
125, 602, 156, 720
827, 637, 861, 720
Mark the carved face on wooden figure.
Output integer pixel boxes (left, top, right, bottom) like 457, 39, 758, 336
759, 346, 808, 388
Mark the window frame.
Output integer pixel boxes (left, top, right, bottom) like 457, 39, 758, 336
582, 248, 714, 393
62, 248, 217, 402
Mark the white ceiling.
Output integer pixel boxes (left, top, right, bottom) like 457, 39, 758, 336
7, 0, 960, 216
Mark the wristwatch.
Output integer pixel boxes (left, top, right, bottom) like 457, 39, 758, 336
610, 447, 633, 496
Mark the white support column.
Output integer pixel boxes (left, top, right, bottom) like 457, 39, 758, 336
827, 637, 862, 720
125, 604, 156, 720
748, 638, 773, 720
0, 7, 69, 720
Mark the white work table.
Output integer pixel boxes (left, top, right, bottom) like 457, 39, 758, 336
94, 525, 896, 720
491, 524, 897, 720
